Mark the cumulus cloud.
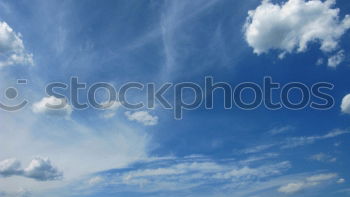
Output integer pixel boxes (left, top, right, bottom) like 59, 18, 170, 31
244, 0, 350, 57
278, 173, 337, 194
125, 111, 158, 126
0, 21, 33, 67
0, 159, 21, 177
328, 50, 345, 67
341, 94, 350, 114
32, 96, 72, 118
0, 157, 62, 181
23, 157, 63, 181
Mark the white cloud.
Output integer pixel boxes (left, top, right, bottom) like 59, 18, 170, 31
0, 157, 62, 181
0, 159, 21, 177
341, 94, 350, 114
310, 153, 336, 163
125, 111, 158, 126
0, 21, 33, 67
268, 125, 293, 135
337, 178, 345, 184
23, 157, 62, 181
32, 96, 72, 118
101, 101, 121, 119
306, 173, 337, 182
88, 176, 104, 186
278, 182, 310, 194
328, 50, 345, 67
278, 173, 337, 194
82, 156, 291, 193
282, 129, 350, 148
240, 144, 275, 154
244, 0, 350, 56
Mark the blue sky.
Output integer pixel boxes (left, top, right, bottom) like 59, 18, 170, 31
1, 0, 350, 196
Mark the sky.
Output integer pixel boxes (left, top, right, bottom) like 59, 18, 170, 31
1, 0, 350, 196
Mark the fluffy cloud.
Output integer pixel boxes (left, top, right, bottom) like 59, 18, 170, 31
341, 94, 350, 114
0, 159, 21, 177
125, 111, 158, 126
23, 157, 63, 181
0, 21, 33, 67
244, 0, 350, 56
32, 96, 72, 118
328, 50, 345, 67
278, 173, 337, 194
0, 157, 62, 181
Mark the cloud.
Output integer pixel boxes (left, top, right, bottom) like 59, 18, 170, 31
87, 176, 105, 186
341, 94, 350, 114
328, 50, 345, 67
23, 157, 63, 181
268, 125, 293, 135
0, 157, 62, 181
278, 173, 337, 194
0, 21, 33, 67
240, 144, 275, 154
337, 178, 345, 184
250, 129, 350, 150
77, 156, 291, 194
125, 111, 158, 126
244, 0, 350, 57
32, 96, 72, 118
310, 153, 336, 163
0, 188, 31, 197
100, 101, 121, 119
282, 129, 350, 148
0, 159, 21, 177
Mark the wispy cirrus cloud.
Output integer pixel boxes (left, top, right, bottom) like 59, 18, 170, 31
282, 129, 350, 149
278, 173, 338, 194
67, 156, 292, 196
